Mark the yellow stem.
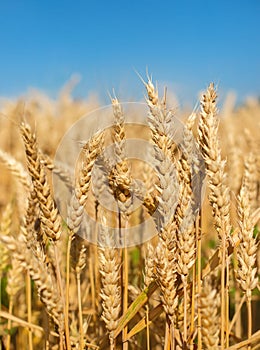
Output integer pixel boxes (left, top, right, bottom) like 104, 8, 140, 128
220, 234, 226, 350
226, 259, 230, 348
6, 298, 13, 350
123, 214, 129, 350
26, 271, 33, 350
190, 261, 196, 349
55, 243, 71, 350
89, 248, 96, 320
183, 277, 188, 345
247, 293, 252, 350
196, 215, 202, 350
77, 272, 84, 350
146, 305, 150, 350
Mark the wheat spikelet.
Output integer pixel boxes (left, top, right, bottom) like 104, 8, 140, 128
6, 257, 24, 300
236, 185, 258, 296
144, 242, 155, 288
108, 96, 132, 215
139, 161, 159, 217
175, 113, 198, 226
67, 131, 104, 234
242, 152, 258, 213
155, 240, 178, 325
18, 184, 50, 270
176, 202, 195, 276
226, 135, 244, 196
76, 132, 104, 206
20, 122, 62, 241
75, 244, 87, 275
200, 275, 220, 349
98, 215, 121, 347
146, 80, 176, 161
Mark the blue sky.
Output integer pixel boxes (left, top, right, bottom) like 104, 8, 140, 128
0, 0, 259, 105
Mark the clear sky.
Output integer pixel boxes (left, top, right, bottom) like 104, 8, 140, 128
0, 0, 259, 104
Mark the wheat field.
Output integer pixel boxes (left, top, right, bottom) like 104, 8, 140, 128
0, 77, 259, 349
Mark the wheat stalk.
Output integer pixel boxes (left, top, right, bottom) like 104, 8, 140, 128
197, 83, 231, 349
236, 171, 258, 346
144, 76, 180, 348
75, 244, 87, 350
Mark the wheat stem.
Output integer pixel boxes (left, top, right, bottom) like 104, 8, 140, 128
196, 215, 202, 350
65, 231, 73, 349
75, 245, 86, 350
247, 294, 252, 350
54, 244, 71, 350
220, 233, 227, 349
26, 271, 33, 350
226, 259, 230, 348
190, 261, 196, 348
6, 298, 13, 350
123, 214, 129, 350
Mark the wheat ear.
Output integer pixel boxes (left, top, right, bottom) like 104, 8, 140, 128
98, 214, 121, 350
20, 121, 71, 349
67, 131, 104, 234
20, 122, 62, 242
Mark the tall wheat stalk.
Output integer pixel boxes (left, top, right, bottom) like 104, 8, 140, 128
20, 121, 69, 349
236, 155, 258, 349
145, 76, 180, 349
108, 95, 133, 349
197, 83, 232, 349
